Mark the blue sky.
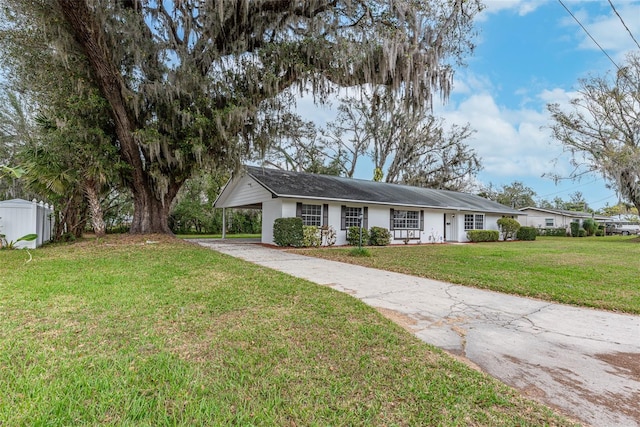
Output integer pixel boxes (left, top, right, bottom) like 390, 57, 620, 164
297, 0, 640, 211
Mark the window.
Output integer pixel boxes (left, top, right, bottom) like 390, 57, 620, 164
393, 210, 420, 229
464, 214, 485, 230
344, 207, 362, 228
341, 206, 368, 230
464, 214, 474, 230
545, 218, 554, 227
301, 204, 322, 226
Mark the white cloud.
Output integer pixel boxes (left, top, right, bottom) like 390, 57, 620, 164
560, 2, 640, 60
295, 94, 338, 128
450, 71, 495, 96
432, 83, 618, 207
434, 87, 570, 181
478, 0, 550, 20
538, 87, 578, 105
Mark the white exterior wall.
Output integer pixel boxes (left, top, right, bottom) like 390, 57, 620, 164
258, 197, 517, 245
333, 202, 366, 246
276, 200, 343, 246
0, 199, 54, 249
448, 212, 507, 243
520, 210, 574, 230
281, 199, 298, 218
485, 213, 504, 237
374, 207, 445, 244
261, 198, 282, 244
273, 199, 365, 246
281, 201, 452, 245
422, 211, 445, 243
219, 175, 272, 207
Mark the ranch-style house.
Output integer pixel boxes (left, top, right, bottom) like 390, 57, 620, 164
214, 166, 523, 245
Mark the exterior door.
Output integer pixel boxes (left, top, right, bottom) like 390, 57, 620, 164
444, 213, 457, 242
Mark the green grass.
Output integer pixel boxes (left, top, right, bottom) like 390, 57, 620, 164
0, 237, 574, 426
178, 233, 260, 239
294, 236, 640, 314
349, 247, 372, 257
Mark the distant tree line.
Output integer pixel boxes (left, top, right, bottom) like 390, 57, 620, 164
259, 88, 482, 192
478, 180, 632, 216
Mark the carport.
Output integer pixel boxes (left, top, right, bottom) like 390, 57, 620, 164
218, 203, 262, 239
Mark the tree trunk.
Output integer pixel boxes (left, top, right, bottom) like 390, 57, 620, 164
619, 169, 640, 215
55, 193, 85, 240
128, 174, 182, 234
129, 187, 172, 234
57, 0, 180, 234
84, 180, 106, 237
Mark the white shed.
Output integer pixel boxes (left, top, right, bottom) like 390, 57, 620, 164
0, 199, 54, 249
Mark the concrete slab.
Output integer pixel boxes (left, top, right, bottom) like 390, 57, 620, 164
195, 240, 640, 427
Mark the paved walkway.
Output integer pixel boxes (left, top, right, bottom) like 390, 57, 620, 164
195, 240, 640, 427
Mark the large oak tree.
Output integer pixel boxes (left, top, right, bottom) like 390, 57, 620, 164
548, 52, 640, 213
1, 0, 483, 233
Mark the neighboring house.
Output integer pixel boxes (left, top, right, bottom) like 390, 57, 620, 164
518, 206, 609, 230
607, 214, 640, 224
214, 166, 522, 245
0, 198, 54, 249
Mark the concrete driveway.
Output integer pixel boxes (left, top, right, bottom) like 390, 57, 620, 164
195, 240, 640, 427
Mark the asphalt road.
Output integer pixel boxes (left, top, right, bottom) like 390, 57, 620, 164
195, 239, 640, 427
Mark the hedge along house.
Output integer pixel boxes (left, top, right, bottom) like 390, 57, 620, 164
214, 166, 523, 245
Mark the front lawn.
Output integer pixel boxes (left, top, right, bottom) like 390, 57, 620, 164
0, 237, 574, 425
293, 236, 640, 314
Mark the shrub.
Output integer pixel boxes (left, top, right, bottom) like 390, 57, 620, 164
321, 226, 337, 246
347, 226, 369, 246
466, 230, 499, 242
302, 226, 322, 247
60, 232, 76, 243
516, 226, 537, 241
538, 227, 568, 237
273, 217, 303, 247
577, 228, 586, 237
369, 226, 391, 246
582, 218, 597, 236
497, 217, 521, 240
570, 222, 580, 237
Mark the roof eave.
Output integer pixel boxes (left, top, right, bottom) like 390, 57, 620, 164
213, 168, 277, 208
276, 194, 521, 215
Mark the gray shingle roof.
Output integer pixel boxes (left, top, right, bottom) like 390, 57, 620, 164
247, 166, 520, 215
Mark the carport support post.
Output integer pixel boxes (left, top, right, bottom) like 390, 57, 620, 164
222, 208, 226, 239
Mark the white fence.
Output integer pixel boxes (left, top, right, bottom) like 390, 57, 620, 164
0, 199, 54, 249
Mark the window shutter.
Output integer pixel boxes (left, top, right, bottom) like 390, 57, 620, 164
341, 205, 346, 230
296, 202, 302, 218
323, 204, 329, 226
389, 208, 395, 230
363, 207, 368, 230
420, 210, 424, 231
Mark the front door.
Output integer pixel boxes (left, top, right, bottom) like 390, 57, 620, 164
444, 213, 457, 242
